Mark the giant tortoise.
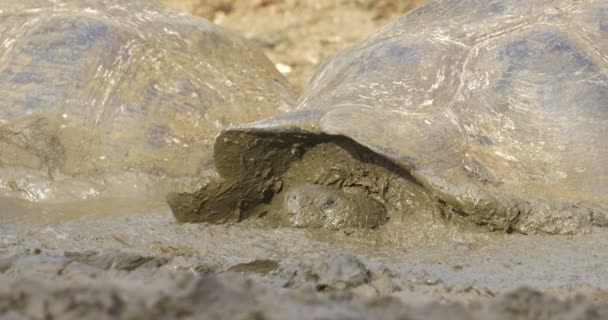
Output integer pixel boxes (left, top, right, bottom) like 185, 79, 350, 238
0, 0, 294, 202
168, 0, 607, 235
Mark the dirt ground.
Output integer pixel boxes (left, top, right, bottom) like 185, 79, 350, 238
162, 0, 427, 92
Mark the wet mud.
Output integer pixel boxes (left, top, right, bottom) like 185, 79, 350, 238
164, 125, 607, 320
168, 132, 440, 234
2, 202, 608, 319
282, 183, 387, 229
168, 130, 602, 237
2, 256, 606, 320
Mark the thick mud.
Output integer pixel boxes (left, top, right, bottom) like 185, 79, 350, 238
2, 201, 608, 319
168, 131, 601, 237
159, 130, 608, 318
282, 183, 388, 229
168, 132, 439, 233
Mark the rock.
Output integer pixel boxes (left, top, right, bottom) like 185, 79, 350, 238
313, 253, 370, 290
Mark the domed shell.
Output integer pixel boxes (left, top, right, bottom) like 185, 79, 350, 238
200, 0, 608, 234
0, 0, 295, 201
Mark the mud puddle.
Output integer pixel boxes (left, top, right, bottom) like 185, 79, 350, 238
0, 196, 167, 228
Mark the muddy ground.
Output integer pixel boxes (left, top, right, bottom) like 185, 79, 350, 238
1, 1, 608, 319
2, 197, 608, 319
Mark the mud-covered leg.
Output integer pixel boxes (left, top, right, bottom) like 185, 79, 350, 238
167, 175, 282, 223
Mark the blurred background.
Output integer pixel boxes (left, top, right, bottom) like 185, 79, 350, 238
162, 0, 427, 93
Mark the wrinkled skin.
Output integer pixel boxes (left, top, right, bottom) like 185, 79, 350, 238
0, 0, 295, 203
169, 0, 608, 235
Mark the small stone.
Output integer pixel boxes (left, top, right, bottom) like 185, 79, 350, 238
275, 63, 292, 74
313, 253, 370, 290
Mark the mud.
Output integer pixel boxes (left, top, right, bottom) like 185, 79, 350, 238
168, 132, 440, 236
165, 0, 608, 237
2, 202, 608, 319
166, 123, 606, 320
2, 261, 606, 320
168, 130, 596, 237
283, 183, 387, 229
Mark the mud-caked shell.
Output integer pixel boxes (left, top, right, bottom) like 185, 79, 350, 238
172, 0, 607, 235
0, 0, 294, 202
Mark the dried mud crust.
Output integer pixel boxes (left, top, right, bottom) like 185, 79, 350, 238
161, 0, 428, 92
